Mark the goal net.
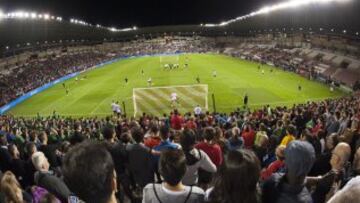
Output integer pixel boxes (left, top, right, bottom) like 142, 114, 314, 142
133, 84, 208, 117
160, 55, 180, 68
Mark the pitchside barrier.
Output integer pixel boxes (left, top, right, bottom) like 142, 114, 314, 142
133, 84, 208, 117
0, 52, 191, 115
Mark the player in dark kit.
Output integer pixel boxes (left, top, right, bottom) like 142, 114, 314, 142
298, 84, 302, 91
125, 77, 128, 84
196, 76, 200, 84
62, 83, 66, 88
244, 94, 249, 107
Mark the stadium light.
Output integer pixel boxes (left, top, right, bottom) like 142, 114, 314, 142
44, 14, 50, 20
204, 0, 350, 27
31, 12, 37, 19
0, 10, 3, 19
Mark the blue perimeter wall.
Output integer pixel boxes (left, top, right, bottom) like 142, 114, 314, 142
0, 52, 185, 115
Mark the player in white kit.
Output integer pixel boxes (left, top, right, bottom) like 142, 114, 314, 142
170, 92, 178, 108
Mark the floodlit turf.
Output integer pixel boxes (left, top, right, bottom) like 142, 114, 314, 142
7, 54, 345, 117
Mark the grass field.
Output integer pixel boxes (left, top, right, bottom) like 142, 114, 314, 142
7, 53, 345, 117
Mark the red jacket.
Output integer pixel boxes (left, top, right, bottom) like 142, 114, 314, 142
195, 142, 223, 166
261, 160, 284, 180
171, 115, 183, 130
242, 129, 255, 149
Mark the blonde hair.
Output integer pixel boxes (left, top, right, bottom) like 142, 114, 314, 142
32, 151, 47, 171
0, 171, 23, 203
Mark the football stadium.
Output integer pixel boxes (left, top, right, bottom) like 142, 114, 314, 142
0, 0, 360, 203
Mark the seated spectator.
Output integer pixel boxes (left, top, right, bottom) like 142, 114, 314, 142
262, 140, 316, 203
142, 149, 205, 203
62, 141, 118, 203
309, 142, 351, 203
32, 151, 71, 202
0, 171, 32, 203
180, 129, 216, 186
206, 149, 261, 203
261, 145, 286, 181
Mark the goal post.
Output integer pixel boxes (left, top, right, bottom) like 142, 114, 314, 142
133, 84, 208, 117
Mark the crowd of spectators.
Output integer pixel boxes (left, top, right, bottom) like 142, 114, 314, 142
0, 37, 214, 107
0, 93, 360, 203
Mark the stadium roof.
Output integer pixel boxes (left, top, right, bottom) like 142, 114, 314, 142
0, 0, 359, 53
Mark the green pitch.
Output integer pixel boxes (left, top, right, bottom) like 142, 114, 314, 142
7, 54, 345, 117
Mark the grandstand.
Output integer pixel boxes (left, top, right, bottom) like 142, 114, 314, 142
0, 0, 360, 203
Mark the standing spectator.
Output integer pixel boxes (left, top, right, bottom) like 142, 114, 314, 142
309, 142, 351, 203
262, 141, 316, 203
171, 110, 184, 130
8, 144, 27, 188
126, 126, 154, 188
242, 123, 256, 149
254, 123, 268, 147
261, 145, 286, 181
180, 129, 216, 186
206, 149, 261, 203
280, 125, 296, 146
0, 135, 11, 173
142, 149, 205, 203
62, 141, 118, 203
195, 127, 223, 167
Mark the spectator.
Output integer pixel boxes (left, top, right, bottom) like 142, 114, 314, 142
309, 133, 338, 176
327, 176, 360, 203
280, 125, 296, 146
32, 151, 71, 202
142, 149, 205, 203
8, 144, 27, 188
0, 171, 32, 203
0, 135, 11, 173
126, 126, 154, 188
262, 140, 316, 203
62, 141, 118, 203
225, 127, 244, 151
171, 110, 184, 130
309, 142, 351, 203
195, 127, 223, 167
180, 129, 216, 186
254, 123, 268, 147
206, 149, 261, 203
261, 145, 286, 181
241, 123, 256, 149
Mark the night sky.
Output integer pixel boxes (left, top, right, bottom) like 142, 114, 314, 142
1, 0, 283, 27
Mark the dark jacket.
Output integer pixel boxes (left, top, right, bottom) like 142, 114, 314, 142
34, 171, 71, 202
262, 173, 313, 203
126, 143, 154, 188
